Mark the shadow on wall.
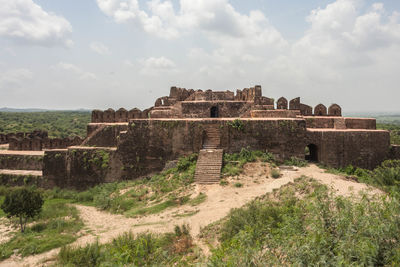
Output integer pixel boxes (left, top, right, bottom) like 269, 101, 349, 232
305, 144, 318, 162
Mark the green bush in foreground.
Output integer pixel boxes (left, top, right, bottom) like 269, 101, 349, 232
328, 160, 400, 194
0, 199, 83, 260
209, 177, 400, 266
58, 225, 195, 266
1, 187, 43, 233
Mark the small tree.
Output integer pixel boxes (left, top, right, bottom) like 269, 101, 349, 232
1, 187, 44, 233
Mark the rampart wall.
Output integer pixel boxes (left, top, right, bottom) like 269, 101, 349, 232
0, 154, 43, 170
306, 129, 390, 169
8, 136, 83, 151
115, 119, 307, 178
43, 147, 123, 189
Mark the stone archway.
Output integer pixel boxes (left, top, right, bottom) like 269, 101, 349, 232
210, 106, 219, 118
305, 144, 318, 162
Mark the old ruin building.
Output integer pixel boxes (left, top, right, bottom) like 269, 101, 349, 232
1, 86, 397, 188
33, 85, 398, 188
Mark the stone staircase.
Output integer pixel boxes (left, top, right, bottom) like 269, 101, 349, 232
195, 126, 223, 184
195, 149, 224, 184
334, 118, 346, 129
202, 126, 221, 149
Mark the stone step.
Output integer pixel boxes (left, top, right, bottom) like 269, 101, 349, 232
195, 149, 223, 184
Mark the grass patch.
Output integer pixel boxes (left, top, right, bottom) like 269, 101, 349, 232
57, 225, 196, 266
209, 176, 400, 266
0, 196, 5, 217
219, 180, 229, 186
283, 156, 308, 167
222, 148, 275, 176
270, 169, 281, 178
41, 154, 198, 216
324, 160, 400, 194
0, 198, 83, 260
188, 193, 207, 206
234, 183, 243, 188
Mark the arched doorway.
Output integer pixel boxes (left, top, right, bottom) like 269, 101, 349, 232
305, 144, 318, 162
210, 106, 219, 118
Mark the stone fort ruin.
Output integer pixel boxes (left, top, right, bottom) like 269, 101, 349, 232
1, 85, 400, 188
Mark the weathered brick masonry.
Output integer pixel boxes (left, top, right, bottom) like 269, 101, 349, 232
34, 85, 400, 188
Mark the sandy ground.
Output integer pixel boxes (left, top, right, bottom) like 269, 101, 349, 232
0, 163, 382, 267
0, 219, 16, 245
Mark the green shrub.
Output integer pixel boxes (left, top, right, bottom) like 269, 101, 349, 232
284, 157, 308, 167
227, 119, 244, 131
210, 177, 400, 266
59, 241, 103, 266
234, 183, 243, 188
58, 228, 194, 266
188, 193, 207, 206
271, 169, 280, 178
1, 187, 44, 232
220, 180, 229, 186
372, 160, 400, 190
222, 149, 275, 176
0, 198, 82, 260
176, 154, 198, 172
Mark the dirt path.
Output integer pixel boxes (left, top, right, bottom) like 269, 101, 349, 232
0, 164, 382, 267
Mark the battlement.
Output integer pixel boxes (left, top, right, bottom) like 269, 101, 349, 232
90, 86, 346, 128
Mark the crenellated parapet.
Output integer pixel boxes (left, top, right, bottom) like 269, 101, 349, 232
314, 104, 327, 116
8, 135, 83, 151
91, 107, 150, 123
0, 130, 48, 145
328, 104, 342, 116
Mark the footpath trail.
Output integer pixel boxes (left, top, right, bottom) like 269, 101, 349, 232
0, 164, 382, 267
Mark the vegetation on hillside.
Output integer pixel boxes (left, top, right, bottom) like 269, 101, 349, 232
54, 175, 400, 266
58, 225, 198, 266
1, 187, 43, 233
0, 111, 90, 138
222, 148, 275, 177
0, 193, 83, 260
44, 154, 199, 216
208, 176, 400, 266
326, 159, 400, 194
377, 123, 400, 145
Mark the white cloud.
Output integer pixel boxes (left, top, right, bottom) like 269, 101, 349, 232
56, 62, 97, 80
0, 68, 33, 89
0, 0, 73, 47
95, 0, 286, 47
123, 59, 134, 67
139, 56, 177, 75
90, 42, 110, 55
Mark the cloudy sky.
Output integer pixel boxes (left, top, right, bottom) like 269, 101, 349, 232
0, 0, 400, 112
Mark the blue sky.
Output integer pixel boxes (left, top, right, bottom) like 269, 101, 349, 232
1, 0, 400, 112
